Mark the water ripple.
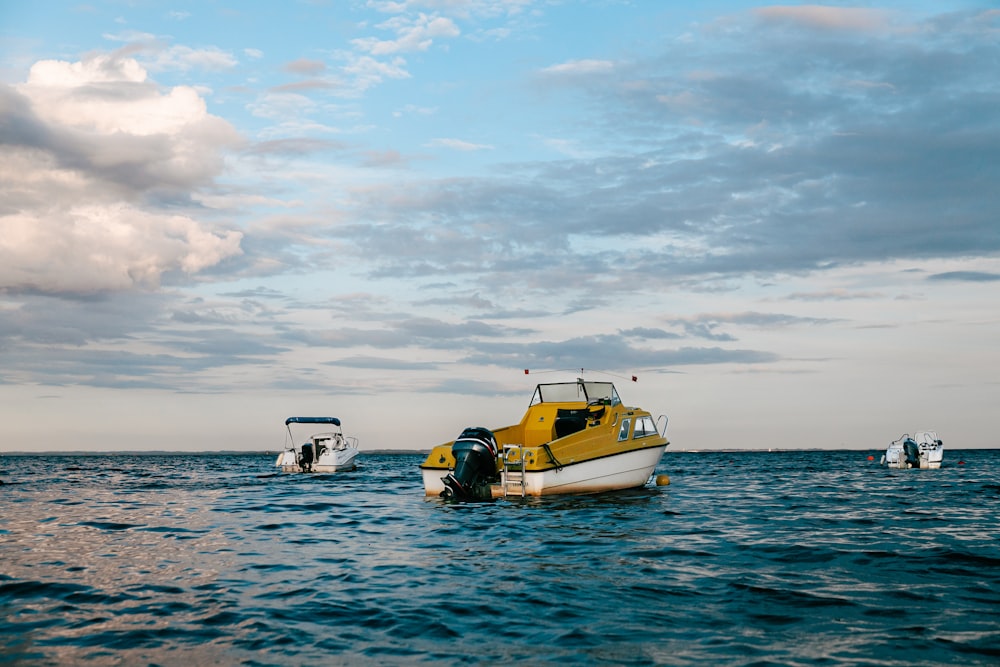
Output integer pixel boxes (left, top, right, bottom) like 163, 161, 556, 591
1, 450, 999, 665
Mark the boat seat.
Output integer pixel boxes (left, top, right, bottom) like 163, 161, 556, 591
554, 409, 588, 438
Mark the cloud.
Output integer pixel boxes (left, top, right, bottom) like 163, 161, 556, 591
336, 53, 412, 96
3, 3, 998, 413
426, 377, 520, 397
247, 136, 349, 156
425, 138, 494, 151
283, 58, 327, 76
754, 6, 891, 32
0, 204, 242, 293
158, 328, 288, 358
539, 59, 616, 76
619, 327, 685, 341
270, 79, 339, 93
0, 291, 167, 346
272, 315, 536, 356
328, 7, 1000, 294
325, 356, 442, 371
366, 0, 534, 22
0, 53, 244, 295
927, 271, 1000, 282
0, 287, 292, 391
147, 45, 238, 72
247, 90, 318, 120
217, 286, 287, 300
352, 14, 460, 55
785, 289, 885, 301
360, 149, 408, 168
461, 335, 780, 370
100, 31, 240, 72
676, 322, 736, 342
629, 312, 842, 344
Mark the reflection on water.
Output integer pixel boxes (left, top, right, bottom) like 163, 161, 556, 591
1, 450, 999, 666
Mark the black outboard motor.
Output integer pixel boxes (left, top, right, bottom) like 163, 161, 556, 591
903, 438, 921, 469
300, 442, 314, 472
441, 427, 499, 501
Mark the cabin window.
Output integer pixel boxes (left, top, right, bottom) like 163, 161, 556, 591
633, 416, 657, 439
617, 418, 631, 442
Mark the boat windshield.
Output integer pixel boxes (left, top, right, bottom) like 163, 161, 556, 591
529, 381, 620, 406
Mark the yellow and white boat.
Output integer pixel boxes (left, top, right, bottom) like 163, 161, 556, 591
420, 378, 669, 500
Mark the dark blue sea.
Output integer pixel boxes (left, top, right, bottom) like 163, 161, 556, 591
1, 450, 998, 666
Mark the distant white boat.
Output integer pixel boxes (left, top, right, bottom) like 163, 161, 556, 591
275, 417, 359, 473
881, 431, 944, 469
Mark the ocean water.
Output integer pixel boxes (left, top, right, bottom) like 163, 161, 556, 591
1, 449, 998, 666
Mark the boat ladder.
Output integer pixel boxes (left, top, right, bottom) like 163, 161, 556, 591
501, 444, 526, 498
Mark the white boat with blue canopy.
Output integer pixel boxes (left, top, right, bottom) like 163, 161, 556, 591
275, 417, 360, 473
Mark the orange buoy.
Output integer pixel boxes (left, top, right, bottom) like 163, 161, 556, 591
655, 474, 670, 486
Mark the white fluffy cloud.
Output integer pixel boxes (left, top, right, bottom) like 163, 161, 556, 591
0, 53, 243, 295
0, 205, 242, 292
352, 14, 460, 55
25, 55, 205, 135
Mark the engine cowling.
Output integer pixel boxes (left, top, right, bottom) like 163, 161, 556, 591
441, 427, 499, 501
903, 439, 921, 468
300, 443, 314, 471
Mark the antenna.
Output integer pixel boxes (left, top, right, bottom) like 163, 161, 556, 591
523, 368, 638, 381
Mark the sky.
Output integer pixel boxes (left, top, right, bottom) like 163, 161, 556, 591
1, 1, 998, 453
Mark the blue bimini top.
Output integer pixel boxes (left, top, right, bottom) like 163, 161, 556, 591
285, 417, 341, 426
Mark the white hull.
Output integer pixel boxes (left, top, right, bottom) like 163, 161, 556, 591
881, 431, 944, 469
423, 445, 666, 497
883, 455, 942, 470
422, 467, 446, 495
276, 448, 359, 473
